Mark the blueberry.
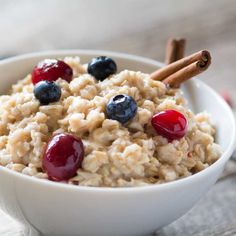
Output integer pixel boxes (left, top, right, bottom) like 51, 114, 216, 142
87, 56, 117, 81
34, 81, 61, 105
106, 94, 137, 124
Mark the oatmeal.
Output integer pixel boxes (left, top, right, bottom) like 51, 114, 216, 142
0, 56, 221, 187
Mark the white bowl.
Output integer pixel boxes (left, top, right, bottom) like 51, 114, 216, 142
0, 50, 235, 236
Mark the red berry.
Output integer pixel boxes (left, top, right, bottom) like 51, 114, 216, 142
42, 133, 84, 181
31, 59, 73, 85
220, 90, 233, 108
151, 109, 187, 141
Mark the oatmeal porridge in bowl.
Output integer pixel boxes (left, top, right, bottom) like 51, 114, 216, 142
0, 50, 234, 236
0, 52, 221, 187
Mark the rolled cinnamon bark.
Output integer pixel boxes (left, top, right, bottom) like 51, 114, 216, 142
162, 61, 206, 88
150, 50, 211, 87
165, 38, 186, 64
175, 39, 186, 62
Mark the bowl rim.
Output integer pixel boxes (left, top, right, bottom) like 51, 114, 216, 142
0, 49, 235, 193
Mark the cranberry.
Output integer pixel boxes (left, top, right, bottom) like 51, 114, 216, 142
220, 90, 233, 108
42, 133, 84, 181
31, 59, 73, 85
151, 109, 187, 141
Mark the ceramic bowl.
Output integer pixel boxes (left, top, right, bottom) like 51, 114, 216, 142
0, 50, 235, 236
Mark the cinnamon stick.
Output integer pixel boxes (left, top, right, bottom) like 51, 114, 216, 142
162, 61, 207, 88
150, 50, 211, 87
165, 38, 186, 64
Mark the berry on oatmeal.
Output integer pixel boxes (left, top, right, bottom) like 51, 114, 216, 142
106, 94, 137, 124
87, 56, 117, 81
33, 80, 61, 105
151, 109, 188, 141
42, 133, 84, 181
31, 59, 73, 84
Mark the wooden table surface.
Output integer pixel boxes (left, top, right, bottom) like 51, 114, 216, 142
0, 0, 236, 235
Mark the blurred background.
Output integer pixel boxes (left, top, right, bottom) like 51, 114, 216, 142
0, 0, 236, 102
